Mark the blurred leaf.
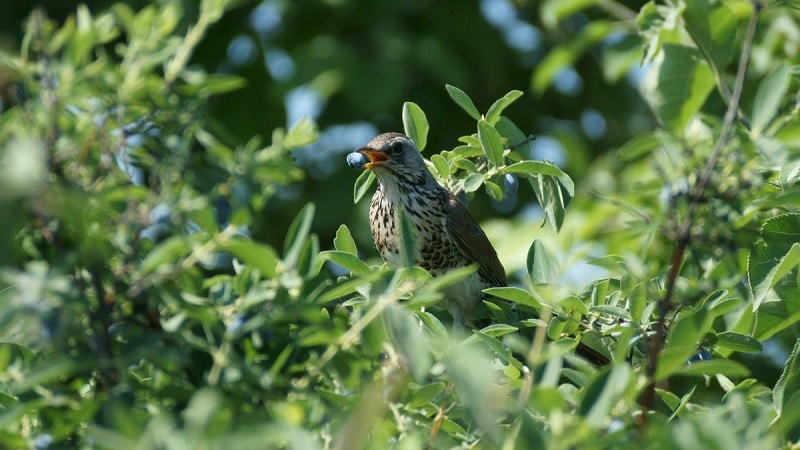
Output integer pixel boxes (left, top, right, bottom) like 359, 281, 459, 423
284, 203, 315, 270
616, 132, 661, 161
640, 44, 715, 133
385, 304, 430, 382
714, 331, 762, 353
532, 21, 613, 93
541, 0, 601, 29
353, 170, 376, 204
485, 90, 523, 125
402, 102, 429, 151
600, 33, 643, 83
141, 235, 192, 274
579, 365, 630, 426
407, 382, 446, 408
398, 208, 416, 269
319, 251, 371, 276
284, 117, 318, 148
178, 73, 246, 95
217, 236, 279, 278
683, 0, 736, 72
751, 65, 791, 136
673, 359, 750, 378
445, 84, 481, 120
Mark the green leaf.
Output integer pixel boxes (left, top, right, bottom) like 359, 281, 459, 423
579, 365, 631, 426
541, 0, 601, 29
353, 169, 376, 203
478, 120, 505, 168
672, 359, 751, 378
398, 207, 416, 268
141, 235, 192, 274
532, 21, 613, 93
463, 173, 485, 193
683, 0, 736, 73
319, 251, 371, 276
748, 214, 800, 310
504, 160, 566, 177
589, 305, 632, 321
284, 116, 318, 148
217, 236, 279, 278
494, 117, 528, 153
431, 154, 450, 179
181, 73, 247, 95
333, 225, 358, 256
527, 239, 557, 285
385, 304, 430, 382
774, 338, 800, 441
445, 84, 481, 120
616, 132, 661, 161
402, 101, 429, 150
640, 44, 716, 133
485, 90, 523, 125
751, 65, 791, 136
283, 203, 315, 270
477, 323, 519, 338
407, 382, 446, 408
483, 286, 543, 311
714, 331, 763, 353
528, 174, 572, 231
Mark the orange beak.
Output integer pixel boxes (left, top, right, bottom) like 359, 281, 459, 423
357, 148, 389, 169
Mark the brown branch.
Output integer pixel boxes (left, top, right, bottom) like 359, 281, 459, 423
638, 2, 760, 421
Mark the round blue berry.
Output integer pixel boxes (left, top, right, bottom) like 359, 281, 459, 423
347, 152, 367, 169
504, 174, 519, 193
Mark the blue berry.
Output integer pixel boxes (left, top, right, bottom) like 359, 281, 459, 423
688, 349, 713, 364
347, 152, 367, 169
504, 173, 519, 193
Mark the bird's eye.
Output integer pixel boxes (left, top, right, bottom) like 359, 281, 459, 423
389, 141, 406, 156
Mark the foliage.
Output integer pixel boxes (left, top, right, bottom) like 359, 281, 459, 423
0, 0, 799, 449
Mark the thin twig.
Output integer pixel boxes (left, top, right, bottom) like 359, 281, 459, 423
639, 3, 760, 421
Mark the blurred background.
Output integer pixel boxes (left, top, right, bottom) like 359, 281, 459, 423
0, 0, 650, 262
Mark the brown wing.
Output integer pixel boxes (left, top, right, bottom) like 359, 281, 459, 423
445, 192, 507, 287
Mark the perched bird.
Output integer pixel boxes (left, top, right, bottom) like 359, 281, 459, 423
353, 132, 505, 327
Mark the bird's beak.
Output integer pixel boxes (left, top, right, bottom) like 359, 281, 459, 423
357, 148, 389, 169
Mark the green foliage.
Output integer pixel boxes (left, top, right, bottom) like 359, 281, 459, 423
0, 0, 799, 449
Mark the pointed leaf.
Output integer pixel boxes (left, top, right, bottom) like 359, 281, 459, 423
353, 170, 376, 203
446, 84, 481, 120
333, 224, 358, 255
485, 90, 523, 125
402, 101, 429, 150
752, 65, 791, 135
640, 44, 715, 133
283, 203, 315, 269
527, 239, 557, 285
748, 214, 800, 309
483, 286, 543, 311
478, 120, 505, 168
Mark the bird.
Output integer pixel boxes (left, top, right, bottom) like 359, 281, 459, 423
352, 132, 611, 365
353, 132, 505, 328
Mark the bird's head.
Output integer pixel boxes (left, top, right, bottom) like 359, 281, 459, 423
356, 133, 430, 183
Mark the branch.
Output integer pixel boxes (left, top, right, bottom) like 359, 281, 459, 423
638, 1, 760, 421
